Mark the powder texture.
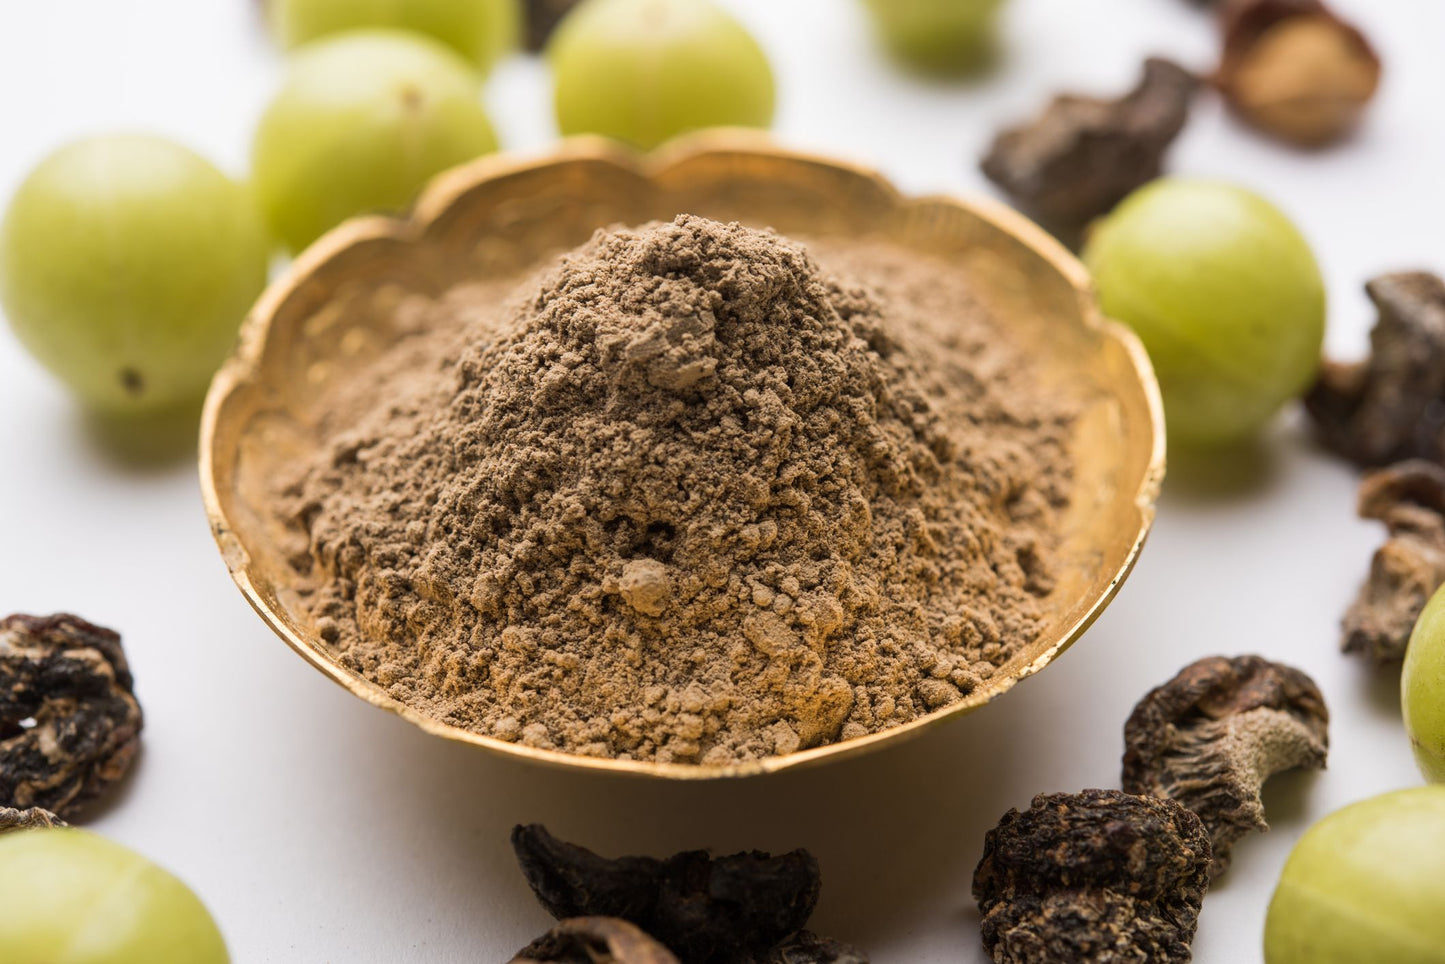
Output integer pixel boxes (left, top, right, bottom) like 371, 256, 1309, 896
283, 215, 1076, 764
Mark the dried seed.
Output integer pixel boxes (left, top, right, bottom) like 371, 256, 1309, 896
758, 930, 870, 963
1122, 655, 1328, 878
1306, 273, 1445, 468
1216, 0, 1381, 147
1340, 462, 1445, 662
523, 0, 583, 51
511, 917, 680, 964
0, 806, 66, 834
0, 614, 142, 820
972, 789, 1212, 964
980, 58, 1198, 226
512, 824, 837, 963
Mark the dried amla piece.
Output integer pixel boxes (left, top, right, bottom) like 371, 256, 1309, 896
1123, 655, 1328, 877
973, 789, 1211, 964
759, 932, 870, 964
1340, 461, 1445, 662
1, 614, 142, 820
980, 58, 1198, 227
1216, 0, 1381, 147
524, 0, 581, 50
1306, 273, 1445, 468
511, 917, 680, 964
512, 825, 868, 964
0, 807, 66, 834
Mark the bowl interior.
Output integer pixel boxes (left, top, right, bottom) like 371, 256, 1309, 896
202, 137, 1163, 779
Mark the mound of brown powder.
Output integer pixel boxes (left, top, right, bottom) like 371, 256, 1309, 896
282, 215, 1076, 764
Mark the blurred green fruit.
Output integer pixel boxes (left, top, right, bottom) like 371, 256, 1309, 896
550, 0, 775, 150
1083, 178, 1326, 446
1264, 787, 1445, 964
1404, 582, 1445, 783
269, 0, 520, 73
861, 0, 1007, 76
252, 29, 498, 252
0, 829, 229, 963
0, 135, 270, 414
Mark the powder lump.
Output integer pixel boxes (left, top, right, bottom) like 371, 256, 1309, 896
282, 215, 1076, 764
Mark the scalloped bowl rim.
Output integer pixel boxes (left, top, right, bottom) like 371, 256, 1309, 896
200, 133, 1166, 780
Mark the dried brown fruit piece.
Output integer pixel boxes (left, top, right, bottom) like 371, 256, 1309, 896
1122, 655, 1328, 877
1, 614, 142, 820
972, 789, 1211, 964
511, 917, 680, 964
980, 58, 1198, 226
513, 823, 665, 925
524, 0, 582, 51
1306, 273, 1445, 468
759, 931, 870, 964
1216, 0, 1381, 146
0, 806, 66, 834
512, 825, 867, 964
1339, 462, 1445, 662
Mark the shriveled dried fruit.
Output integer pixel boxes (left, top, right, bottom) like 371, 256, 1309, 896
511, 917, 680, 964
0, 807, 65, 834
0, 614, 142, 820
972, 789, 1211, 964
513, 823, 664, 924
524, 0, 581, 50
1306, 273, 1445, 468
980, 58, 1198, 226
511, 825, 866, 964
759, 931, 870, 964
1338, 462, 1445, 662
1123, 655, 1328, 877
1216, 0, 1381, 147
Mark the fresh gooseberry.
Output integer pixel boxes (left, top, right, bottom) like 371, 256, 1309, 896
251, 29, 498, 252
1404, 583, 1445, 783
268, 0, 521, 73
1264, 786, 1445, 964
0, 135, 270, 415
861, 0, 1007, 76
549, 0, 775, 151
0, 828, 229, 963
1083, 178, 1326, 446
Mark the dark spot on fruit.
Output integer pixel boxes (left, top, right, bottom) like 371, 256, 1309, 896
120, 368, 145, 396
400, 84, 425, 111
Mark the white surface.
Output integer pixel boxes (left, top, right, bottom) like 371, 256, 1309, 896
0, 1, 1439, 961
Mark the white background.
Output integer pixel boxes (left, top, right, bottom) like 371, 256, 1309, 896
1, 0, 1442, 960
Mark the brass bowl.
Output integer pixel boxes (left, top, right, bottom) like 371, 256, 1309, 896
200, 132, 1165, 779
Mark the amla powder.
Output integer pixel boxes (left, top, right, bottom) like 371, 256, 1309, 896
283, 216, 1076, 764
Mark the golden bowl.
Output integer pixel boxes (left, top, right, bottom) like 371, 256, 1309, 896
200, 132, 1165, 780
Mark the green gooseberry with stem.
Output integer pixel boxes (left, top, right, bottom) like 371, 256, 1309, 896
549, 0, 775, 151
1083, 178, 1326, 447
1404, 582, 1445, 783
252, 29, 499, 253
268, 0, 521, 74
0, 828, 230, 963
1264, 786, 1445, 963
0, 134, 271, 415
860, 0, 1008, 76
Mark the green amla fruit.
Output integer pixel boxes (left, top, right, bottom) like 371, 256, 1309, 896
861, 0, 1007, 76
0, 828, 230, 963
269, 0, 521, 73
252, 29, 499, 253
0, 135, 271, 415
549, 0, 775, 151
1084, 178, 1326, 447
1264, 786, 1445, 963
1404, 582, 1445, 783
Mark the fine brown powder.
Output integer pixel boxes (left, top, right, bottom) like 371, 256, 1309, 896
281, 215, 1077, 764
